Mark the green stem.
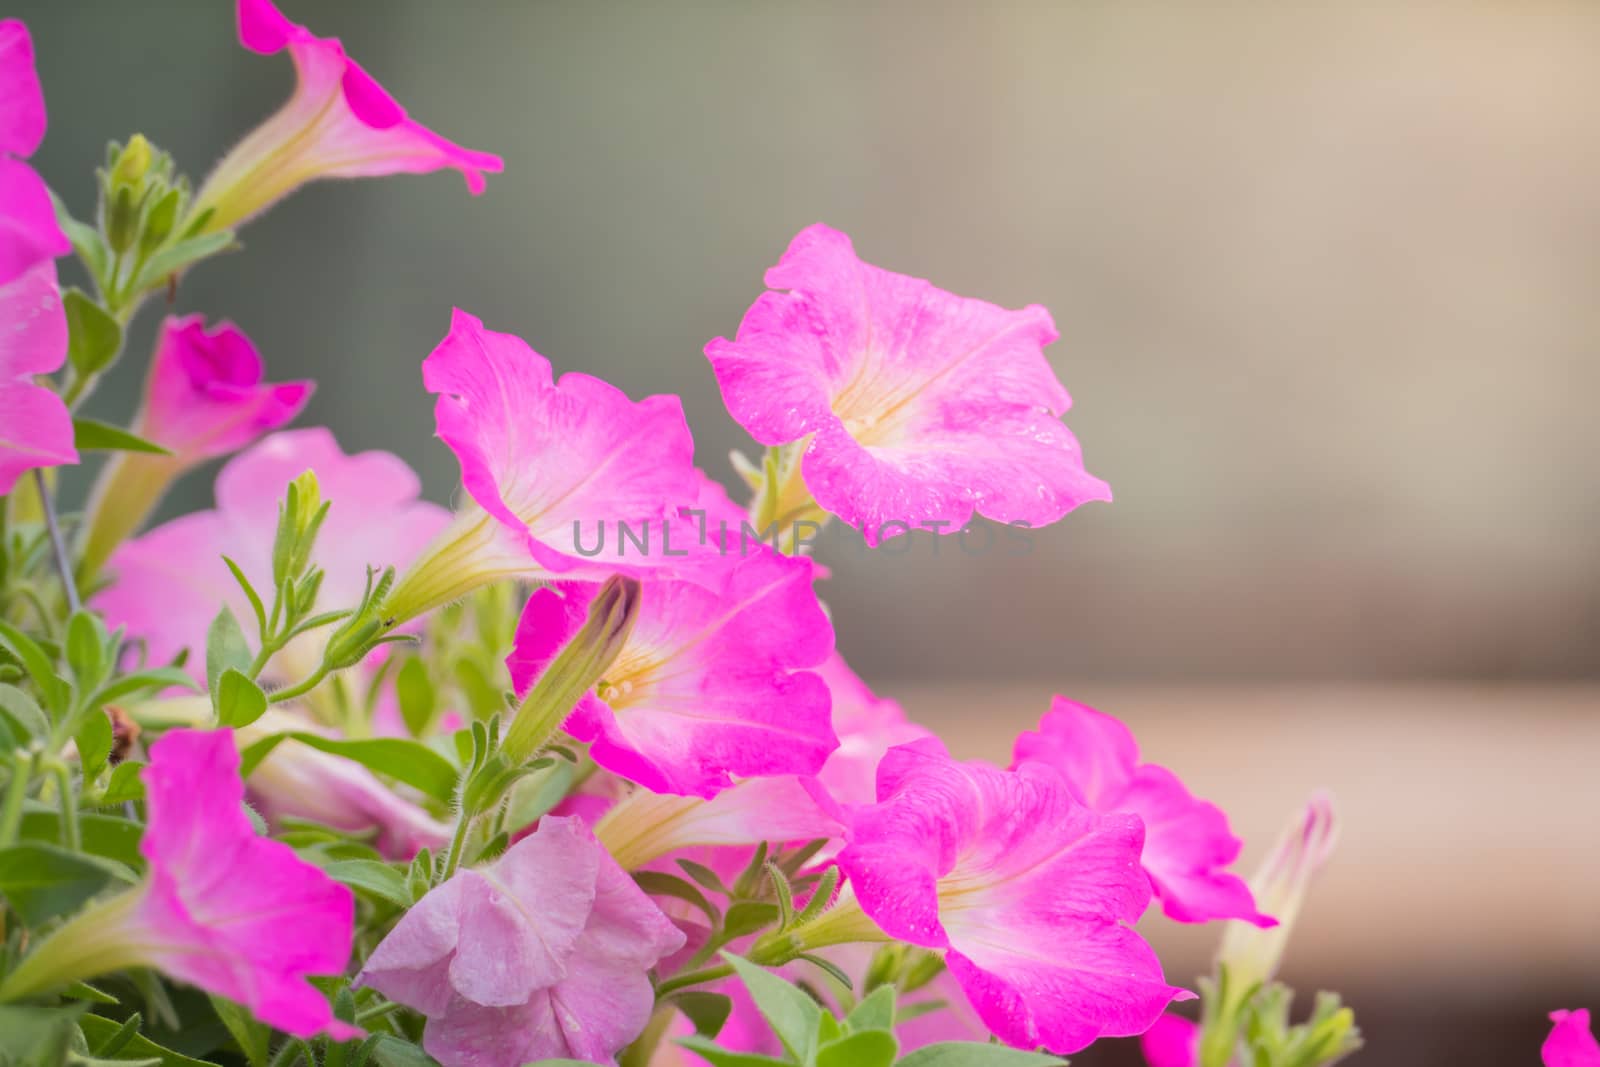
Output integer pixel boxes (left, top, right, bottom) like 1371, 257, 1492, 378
0, 753, 34, 847
33, 471, 80, 614
653, 964, 734, 1000
438, 807, 474, 884
45, 760, 80, 853
268, 664, 329, 706
619, 1006, 677, 1067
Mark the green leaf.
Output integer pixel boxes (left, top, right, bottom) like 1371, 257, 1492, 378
847, 985, 897, 1034
66, 610, 110, 689
99, 760, 147, 805
635, 870, 721, 925
79, 1012, 220, 1067
61, 980, 120, 1004
208, 994, 271, 1067
221, 556, 268, 638
721, 901, 780, 942
0, 1002, 86, 1066
52, 191, 109, 284
132, 231, 236, 294
0, 841, 125, 925
73, 418, 172, 455
721, 952, 820, 1065
767, 861, 795, 929
76, 707, 115, 777
213, 668, 267, 728
322, 858, 411, 907
205, 606, 251, 697
677, 858, 732, 896
818, 1030, 897, 1067
0, 618, 70, 714
671, 1036, 790, 1067
671, 991, 734, 1038
63, 288, 123, 378
0, 682, 50, 741
250, 733, 458, 804
366, 1034, 442, 1067
21, 809, 145, 868
395, 657, 436, 738
798, 953, 853, 992
895, 1043, 1066, 1066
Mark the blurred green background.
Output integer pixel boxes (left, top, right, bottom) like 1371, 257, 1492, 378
16, 3, 1600, 1065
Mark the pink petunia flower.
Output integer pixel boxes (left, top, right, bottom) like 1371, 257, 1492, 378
0, 729, 357, 1039
359, 815, 686, 1067
1141, 1014, 1200, 1067
1545, 1010, 1600, 1067
79, 315, 311, 572
188, 0, 503, 233
813, 652, 931, 810
506, 546, 836, 797
705, 224, 1111, 545
0, 18, 75, 494
384, 309, 704, 624
1013, 697, 1272, 927
96, 427, 446, 681
834, 738, 1189, 1055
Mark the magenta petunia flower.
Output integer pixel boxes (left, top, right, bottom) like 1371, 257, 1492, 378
134, 314, 311, 462
836, 738, 1188, 1055
0, 729, 357, 1038
1545, 1010, 1600, 1067
96, 427, 447, 681
359, 815, 685, 1067
705, 224, 1111, 544
0, 18, 75, 494
506, 546, 836, 797
1141, 1014, 1199, 1067
189, 0, 503, 232
1013, 697, 1272, 927
385, 309, 704, 623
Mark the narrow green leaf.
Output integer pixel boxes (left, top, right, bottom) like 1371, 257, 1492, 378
720, 901, 780, 942
72, 417, 171, 455
132, 230, 236, 293
20, 809, 145, 868
208, 994, 271, 1067
88, 665, 199, 708
205, 606, 251, 696
798, 952, 854, 992
721, 952, 820, 1065
80, 1012, 222, 1067
213, 668, 267, 728
895, 1043, 1066, 1066
671, 1036, 790, 1067
0, 841, 125, 925
60, 980, 120, 1005
678, 857, 733, 897
767, 861, 795, 929
63, 288, 123, 377
367, 1034, 441, 1067
635, 870, 722, 925
65, 610, 109, 688
99, 760, 146, 805
222, 556, 269, 636
269, 733, 458, 804
0, 618, 70, 714
52, 191, 109, 283
818, 1029, 897, 1067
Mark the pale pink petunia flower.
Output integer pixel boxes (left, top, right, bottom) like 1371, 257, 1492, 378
96, 427, 447, 680
1545, 1010, 1600, 1067
0, 729, 358, 1038
0, 18, 75, 493
1013, 697, 1273, 927
705, 224, 1111, 544
1141, 1014, 1200, 1067
836, 738, 1189, 1055
507, 545, 836, 797
189, 0, 503, 232
359, 815, 686, 1067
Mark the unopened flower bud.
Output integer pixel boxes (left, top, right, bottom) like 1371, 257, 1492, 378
110, 134, 153, 190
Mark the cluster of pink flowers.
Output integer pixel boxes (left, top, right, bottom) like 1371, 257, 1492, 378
2, 4, 1590, 1067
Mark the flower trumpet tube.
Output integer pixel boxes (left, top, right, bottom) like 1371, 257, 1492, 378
187, 0, 502, 234
0, 729, 357, 1039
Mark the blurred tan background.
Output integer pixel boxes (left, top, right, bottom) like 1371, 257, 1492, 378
18, 1, 1600, 1063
